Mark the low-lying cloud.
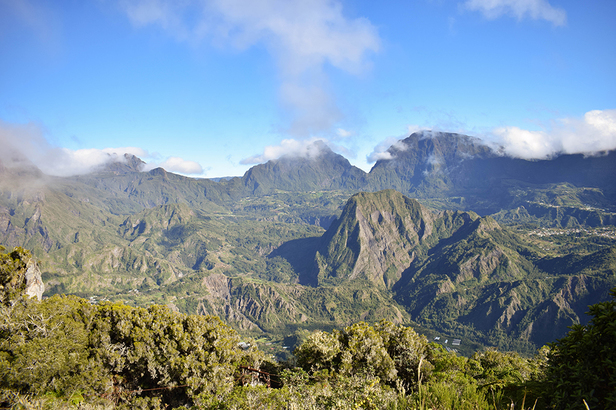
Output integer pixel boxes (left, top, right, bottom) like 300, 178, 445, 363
0, 120, 203, 176
152, 157, 203, 174
493, 109, 616, 159
367, 126, 423, 163
462, 0, 567, 26
367, 137, 410, 162
240, 138, 330, 164
366, 110, 616, 165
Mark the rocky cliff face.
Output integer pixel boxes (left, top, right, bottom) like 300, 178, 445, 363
304, 190, 616, 348
0, 247, 45, 303
314, 190, 486, 288
24, 259, 45, 301
198, 273, 309, 332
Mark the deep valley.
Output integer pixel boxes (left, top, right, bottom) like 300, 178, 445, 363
2, 131, 615, 357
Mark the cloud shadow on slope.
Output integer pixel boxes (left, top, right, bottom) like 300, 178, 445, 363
268, 236, 321, 287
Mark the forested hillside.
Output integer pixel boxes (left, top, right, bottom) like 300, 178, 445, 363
0, 131, 615, 356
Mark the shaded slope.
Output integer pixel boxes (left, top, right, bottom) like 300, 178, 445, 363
367, 131, 616, 216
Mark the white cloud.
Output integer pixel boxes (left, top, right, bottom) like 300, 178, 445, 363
493, 109, 616, 159
493, 127, 554, 159
367, 150, 394, 162
407, 125, 423, 135
240, 137, 330, 164
154, 156, 203, 174
118, 0, 380, 136
426, 153, 443, 166
336, 128, 352, 138
0, 120, 204, 176
463, 0, 567, 26
0, 120, 113, 176
367, 136, 410, 163
423, 154, 444, 176
46, 147, 148, 176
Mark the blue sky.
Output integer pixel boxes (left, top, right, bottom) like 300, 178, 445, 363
1, 0, 615, 177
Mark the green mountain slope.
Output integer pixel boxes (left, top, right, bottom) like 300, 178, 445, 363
1, 133, 615, 356
313, 190, 477, 288
241, 141, 368, 196
367, 131, 616, 217
301, 190, 616, 349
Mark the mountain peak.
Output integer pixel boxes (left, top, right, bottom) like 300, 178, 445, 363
383, 131, 496, 165
0, 150, 45, 177
241, 143, 367, 195
316, 190, 439, 288
98, 154, 146, 174
0, 155, 46, 190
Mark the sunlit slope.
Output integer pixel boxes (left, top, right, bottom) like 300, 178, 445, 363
303, 190, 616, 348
1, 133, 615, 354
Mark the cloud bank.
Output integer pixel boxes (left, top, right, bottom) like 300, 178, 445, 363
366, 110, 616, 164
119, 0, 380, 137
462, 0, 567, 26
367, 125, 421, 163
240, 138, 331, 164
367, 137, 410, 162
493, 109, 616, 159
152, 157, 204, 174
0, 120, 203, 176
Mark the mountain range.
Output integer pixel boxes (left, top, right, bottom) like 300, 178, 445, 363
1, 131, 615, 355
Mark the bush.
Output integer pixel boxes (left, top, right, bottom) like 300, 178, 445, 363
0, 295, 107, 397
295, 320, 430, 391
0, 294, 266, 408
0, 246, 32, 306
544, 288, 616, 410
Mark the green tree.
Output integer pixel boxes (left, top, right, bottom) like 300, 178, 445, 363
0, 246, 32, 306
89, 302, 266, 406
376, 320, 429, 392
0, 295, 108, 397
295, 321, 430, 391
294, 329, 342, 374
544, 288, 616, 409
338, 321, 396, 382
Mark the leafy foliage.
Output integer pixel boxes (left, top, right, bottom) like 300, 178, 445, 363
0, 246, 32, 305
0, 293, 265, 408
297, 320, 462, 393
3, 289, 616, 410
544, 288, 616, 409
0, 295, 105, 397
295, 321, 544, 409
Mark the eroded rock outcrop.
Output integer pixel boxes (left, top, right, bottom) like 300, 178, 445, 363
24, 259, 45, 301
